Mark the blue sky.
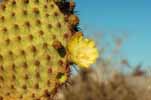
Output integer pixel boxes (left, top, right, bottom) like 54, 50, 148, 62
75, 0, 151, 67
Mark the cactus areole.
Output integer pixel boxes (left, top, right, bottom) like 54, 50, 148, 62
0, 0, 99, 99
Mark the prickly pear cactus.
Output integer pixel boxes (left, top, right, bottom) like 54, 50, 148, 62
0, 0, 99, 100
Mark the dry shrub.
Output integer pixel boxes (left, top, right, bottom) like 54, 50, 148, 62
58, 69, 138, 100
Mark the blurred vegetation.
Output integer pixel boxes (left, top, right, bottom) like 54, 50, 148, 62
54, 34, 151, 100
55, 68, 151, 100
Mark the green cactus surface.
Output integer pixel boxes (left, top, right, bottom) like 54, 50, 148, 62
0, 0, 77, 99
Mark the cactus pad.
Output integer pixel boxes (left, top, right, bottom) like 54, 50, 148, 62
0, 0, 73, 99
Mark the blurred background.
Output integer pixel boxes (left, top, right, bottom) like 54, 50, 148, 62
55, 0, 151, 100
76, 0, 151, 69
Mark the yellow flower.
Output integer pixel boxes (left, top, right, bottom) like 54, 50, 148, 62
67, 32, 99, 68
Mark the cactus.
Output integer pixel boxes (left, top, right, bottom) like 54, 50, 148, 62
0, 0, 98, 100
